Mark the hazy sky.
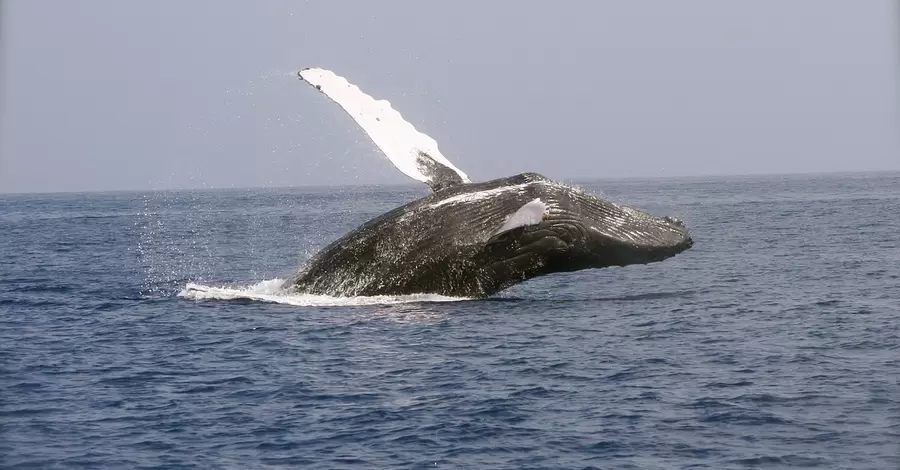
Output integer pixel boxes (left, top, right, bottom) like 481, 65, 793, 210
1, 0, 898, 193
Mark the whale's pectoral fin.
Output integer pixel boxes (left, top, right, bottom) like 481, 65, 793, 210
297, 67, 472, 190
416, 151, 465, 192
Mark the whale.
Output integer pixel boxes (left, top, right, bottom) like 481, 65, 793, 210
286, 68, 693, 298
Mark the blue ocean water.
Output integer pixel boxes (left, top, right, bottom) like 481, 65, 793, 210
1, 172, 898, 469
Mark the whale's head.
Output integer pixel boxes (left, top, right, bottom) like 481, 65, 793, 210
478, 176, 692, 284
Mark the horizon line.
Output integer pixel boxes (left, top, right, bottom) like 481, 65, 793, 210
1, 168, 898, 197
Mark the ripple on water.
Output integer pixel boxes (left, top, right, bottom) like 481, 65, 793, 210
3, 174, 900, 468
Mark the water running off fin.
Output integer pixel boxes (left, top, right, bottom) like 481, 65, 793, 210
297, 67, 471, 191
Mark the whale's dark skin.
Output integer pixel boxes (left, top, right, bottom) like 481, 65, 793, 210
287, 171, 692, 298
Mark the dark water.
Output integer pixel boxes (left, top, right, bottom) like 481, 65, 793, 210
2, 172, 898, 469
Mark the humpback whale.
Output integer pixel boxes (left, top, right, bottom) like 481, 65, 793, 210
287, 68, 693, 298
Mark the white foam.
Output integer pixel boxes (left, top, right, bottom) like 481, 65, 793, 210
177, 278, 468, 307
298, 67, 470, 187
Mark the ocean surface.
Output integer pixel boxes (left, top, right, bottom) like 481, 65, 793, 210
1, 172, 898, 469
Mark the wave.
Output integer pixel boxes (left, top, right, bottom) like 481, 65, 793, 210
177, 278, 469, 307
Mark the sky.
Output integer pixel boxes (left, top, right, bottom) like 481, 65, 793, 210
0, 0, 898, 193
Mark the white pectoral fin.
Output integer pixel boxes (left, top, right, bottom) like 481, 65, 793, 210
493, 198, 550, 236
298, 67, 471, 190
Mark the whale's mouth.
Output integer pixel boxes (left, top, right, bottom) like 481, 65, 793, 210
507, 204, 693, 272
475, 180, 693, 277
476, 214, 690, 294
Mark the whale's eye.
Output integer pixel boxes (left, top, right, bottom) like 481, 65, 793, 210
663, 216, 684, 227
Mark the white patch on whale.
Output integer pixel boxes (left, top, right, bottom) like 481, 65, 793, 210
431, 183, 532, 208
298, 67, 470, 187
494, 198, 550, 235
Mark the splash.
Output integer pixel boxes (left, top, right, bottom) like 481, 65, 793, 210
177, 278, 469, 307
